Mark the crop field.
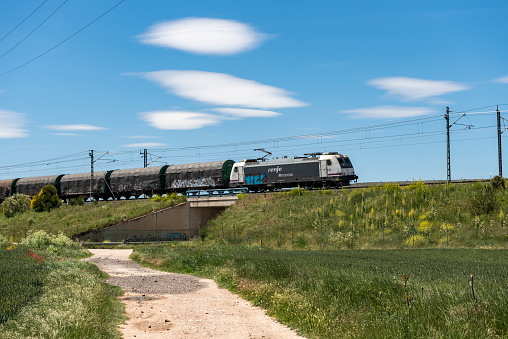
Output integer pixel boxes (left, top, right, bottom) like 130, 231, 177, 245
0, 232, 125, 338
133, 245, 508, 338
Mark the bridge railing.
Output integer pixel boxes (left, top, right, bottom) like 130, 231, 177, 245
186, 187, 248, 198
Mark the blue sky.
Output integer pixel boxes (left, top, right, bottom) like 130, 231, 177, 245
1, 0, 508, 182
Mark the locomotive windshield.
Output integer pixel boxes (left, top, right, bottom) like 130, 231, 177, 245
337, 156, 353, 168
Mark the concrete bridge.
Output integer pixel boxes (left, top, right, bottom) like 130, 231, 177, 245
81, 193, 240, 242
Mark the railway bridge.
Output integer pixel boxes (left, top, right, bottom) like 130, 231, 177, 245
81, 189, 245, 242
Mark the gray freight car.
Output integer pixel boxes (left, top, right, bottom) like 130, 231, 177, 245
59, 171, 113, 200
165, 160, 235, 191
109, 166, 169, 198
15, 175, 65, 197
0, 179, 17, 201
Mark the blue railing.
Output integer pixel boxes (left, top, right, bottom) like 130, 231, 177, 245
186, 187, 248, 198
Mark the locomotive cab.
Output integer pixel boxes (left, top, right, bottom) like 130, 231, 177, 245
229, 161, 246, 187
318, 152, 357, 186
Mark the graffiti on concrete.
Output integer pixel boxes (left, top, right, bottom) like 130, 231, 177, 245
245, 174, 266, 185
167, 232, 183, 240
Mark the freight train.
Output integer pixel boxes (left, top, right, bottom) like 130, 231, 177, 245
0, 152, 357, 202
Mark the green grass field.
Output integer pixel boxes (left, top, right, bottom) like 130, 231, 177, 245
133, 244, 508, 338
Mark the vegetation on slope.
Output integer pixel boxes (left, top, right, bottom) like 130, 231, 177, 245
205, 180, 508, 249
0, 193, 186, 242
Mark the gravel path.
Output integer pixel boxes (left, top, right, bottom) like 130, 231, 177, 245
85, 249, 305, 339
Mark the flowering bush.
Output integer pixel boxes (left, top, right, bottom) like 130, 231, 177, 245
21, 230, 73, 249
31, 185, 62, 212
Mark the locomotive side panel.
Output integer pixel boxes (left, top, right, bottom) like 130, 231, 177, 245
244, 160, 320, 187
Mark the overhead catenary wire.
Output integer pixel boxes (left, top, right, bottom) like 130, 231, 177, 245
0, 0, 126, 77
0, 0, 69, 59
0, 0, 49, 43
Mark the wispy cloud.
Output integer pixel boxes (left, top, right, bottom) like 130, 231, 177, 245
122, 142, 167, 148
368, 77, 469, 101
493, 75, 508, 83
140, 111, 222, 130
142, 70, 307, 109
138, 17, 266, 55
127, 135, 160, 139
212, 107, 281, 118
45, 124, 108, 131
340, 106, 436, 119
52, 133, 83, 137
0, 110, 28, 138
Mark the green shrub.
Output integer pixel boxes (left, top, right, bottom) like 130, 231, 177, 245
69, 196, 85, 206
491, 175, 506, 189
1, 193, 31, 217
468, 183, 496, 216
31, 185, 62, 212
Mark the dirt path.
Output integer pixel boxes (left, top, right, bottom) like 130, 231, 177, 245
85, 249, 305, 339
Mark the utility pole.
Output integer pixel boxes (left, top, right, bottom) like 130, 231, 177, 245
497, 105, 502, 177
89, 150, 94, 201
445, 107, 451, 184
445, 107, 473, 184
141, 149, 148, 168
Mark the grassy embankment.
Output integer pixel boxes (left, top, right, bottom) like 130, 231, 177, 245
204, 180, 508, 249
0, 194, 186, 242
133, 245, 508, 338
0, 231, 126, 338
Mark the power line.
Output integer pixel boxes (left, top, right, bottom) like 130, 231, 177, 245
0, 0, 69, 59
0, 0, 48, 43
0, 0, 126, 77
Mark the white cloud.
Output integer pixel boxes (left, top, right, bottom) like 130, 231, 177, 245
128, 135, 160, 139
122, 142, 167, 148
138, 17, 265, 55
142, 70, 307, 109
53, 133, 83, 137
368, 77, 469, 101
45, 124, 108, 131
140, 111, 222, 130
340, 106, 436, 119
212, 107, 281, 118
493, 75, 508, 83
0, 110, 28, 138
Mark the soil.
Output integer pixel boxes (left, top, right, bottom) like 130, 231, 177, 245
85, 249, 305, 339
